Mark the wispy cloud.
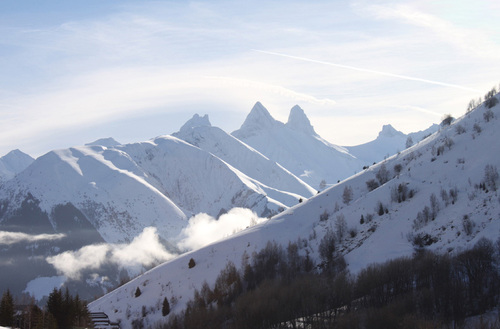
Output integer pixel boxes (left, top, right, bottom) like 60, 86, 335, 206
204, 76, 337, 107
0, 231, 65, 245
253, 49, 480, 93
358, 2, 500, 60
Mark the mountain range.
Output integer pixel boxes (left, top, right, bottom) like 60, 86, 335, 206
88, 95, 500, 329
0, 102, 440, 300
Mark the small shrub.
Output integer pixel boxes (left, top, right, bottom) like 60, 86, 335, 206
319, 228, 336, 263
342, 185, 353, 205
335, 214, 347, 240
408, 232, 437, 249
441, 114, 454, 126
377, 202, 385, 216
360, 215, 364, 224
455, 124, 466, 134
440, 188, 449, 206
348, 227, 358, 238
463, 215, 475, 236
405, 136, 414, 148
394, 164, 403, 176
391, 183, 409, 203
449, 187, 458, 204
473, 123, 482, 133
365, 213, 374, 223
484, 109, 494, 122
188, 258, 196, 268
376, 164, 390, 185
430, 193, 440, 220
444, 136, 454, 149
131, 318, 144, 329
366, 179, 379, 192
484, 164, 499, 191
320, 210, 329, 222
135, 287, 142, 298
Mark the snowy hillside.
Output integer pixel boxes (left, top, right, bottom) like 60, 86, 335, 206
232, 103, 364, 189
116, 135, 290, 217
0, 136, 290, 298
0, 149, 34, 181
90, 95, 500, 329
173, 114, 316, 201
347, 123, 439, 164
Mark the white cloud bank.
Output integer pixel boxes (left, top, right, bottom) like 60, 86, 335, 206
46, 227, 175, 280
177, 207, 267, 251
0, 231, 65, 245
45, 208, 266, 280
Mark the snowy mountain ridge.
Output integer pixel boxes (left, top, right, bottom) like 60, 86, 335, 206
89, 95, 500, 329
0, 101, 441, 301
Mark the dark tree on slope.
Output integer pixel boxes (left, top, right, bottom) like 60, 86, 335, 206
366, 179, 379, 192
335, 214, 347, 240
0, 289, 14, 327
484, 164, 499, 191
376, 164, 390, 185
405, 136, 414, 148
342, 185, 353, 205
135, 287, 142, 297
162, 297, 171, 316
441, 114, 454, 126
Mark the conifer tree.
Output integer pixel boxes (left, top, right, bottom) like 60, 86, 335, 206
162, 297, 170, 316
0, 289, 14, 327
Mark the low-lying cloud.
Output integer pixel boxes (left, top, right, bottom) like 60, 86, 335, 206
46, 227, 175, 280
177, 207, 267, 251
0, 231, 65, 245
46, 208, 266, 281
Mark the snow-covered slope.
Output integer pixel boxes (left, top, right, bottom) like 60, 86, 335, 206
173, 114, 316, 202
0, 144, 188, 243
116, 135, 288, 218
0, 149, 34, 181
0, 135, 293, 298
90, 96, 500, 329
347, 124, 439, 164
233, 103, 364, 189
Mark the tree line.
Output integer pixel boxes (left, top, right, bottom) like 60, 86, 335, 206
0, 287, 91, 329
160, 237, 500, 329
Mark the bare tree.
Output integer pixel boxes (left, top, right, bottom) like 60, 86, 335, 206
342, 185, 353, 205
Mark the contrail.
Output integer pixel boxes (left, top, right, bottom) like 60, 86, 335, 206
253, 49, 481, 93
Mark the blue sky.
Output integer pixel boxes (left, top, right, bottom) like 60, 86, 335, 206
1, 0, 499, 157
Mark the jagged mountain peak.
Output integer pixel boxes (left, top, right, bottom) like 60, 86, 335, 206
179, 114, 211, 132
85, 137, 121, 147
286, 105, 316, 135
377, 124, 405, 138
233, 102, 282, 138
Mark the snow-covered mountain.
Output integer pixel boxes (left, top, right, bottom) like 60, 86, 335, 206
0, 132, 303, 298
173, 113, 316, 202
347, 123, 439, 164
116, 135, 289, 217
89, 95, 500, 329
0, 100, 464, 303
233, 103, 364, 189
0, 149, 34, 182
85, 137, 122, 148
